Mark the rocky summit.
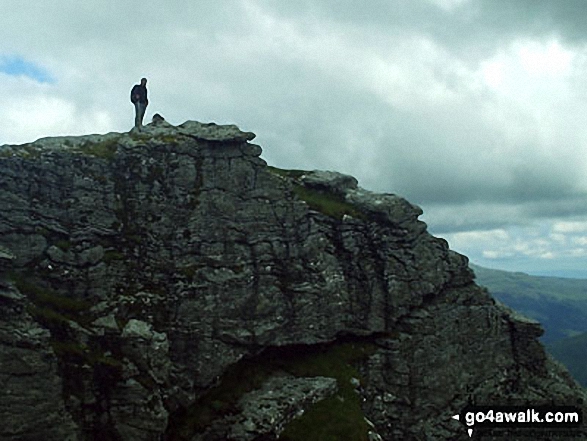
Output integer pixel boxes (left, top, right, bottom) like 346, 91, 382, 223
0, 117, 585, 441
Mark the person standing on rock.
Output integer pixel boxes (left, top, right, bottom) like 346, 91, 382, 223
130, 78, 148, 131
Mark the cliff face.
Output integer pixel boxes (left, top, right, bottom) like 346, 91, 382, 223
0, 119, 585, 441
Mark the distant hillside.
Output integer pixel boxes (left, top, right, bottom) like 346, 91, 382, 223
471, 264, 587, 344
471, 264, 587, 387
547, 332, 587, 388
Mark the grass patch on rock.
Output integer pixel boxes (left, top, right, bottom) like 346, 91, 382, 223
103, 250, 125, 264
55, 239, 73, 252
279, 342, 376, 441
13, 276, 92, 318
77, 136, 120, 159
0, 144, 42, 159
267, 166, 365, 220
10, 273, 94, 335
166, 339, 378, 441
156, 134, 181, 144
166, 356, 276, 439
292, 184, 365, 220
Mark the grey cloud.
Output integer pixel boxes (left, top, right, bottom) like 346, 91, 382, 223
2, 0, 587, 263
388, 153, 583, 206
476, 0, 587, 43
522, 194, 587, 219
252, 0, 587, 64
424, 192, 587, 235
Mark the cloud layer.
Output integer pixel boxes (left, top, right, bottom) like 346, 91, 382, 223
2, 0, 587, 275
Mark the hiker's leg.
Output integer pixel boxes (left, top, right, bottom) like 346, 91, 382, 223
138, 103, 146, 127
134, 102, 141, 128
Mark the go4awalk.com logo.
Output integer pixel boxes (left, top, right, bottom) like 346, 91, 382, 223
452, 405, 583, 438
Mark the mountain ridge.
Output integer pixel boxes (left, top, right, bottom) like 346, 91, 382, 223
548, 332, 587, 388
471, 263, 587, 388
471, 263, 587, 343
0, 117, 585, 440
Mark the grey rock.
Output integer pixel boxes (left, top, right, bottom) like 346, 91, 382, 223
194, 375, 338, 440
0, 244, 15, 262
0, 246, 15, 288
109, 378, 168, 441
0, 284, 23, 301
151, 113, 166, 124
122, 318, 157, 339
92, 314, 120, 334
121, 319, 170, 385
368, 429, 384, 441
78, 245, 104, 266
0, 119, 585, 440
300, 170, 358, 195
0, 282, 80, 440
176, 120, 256, 142
346, 186, 424, 229
2, 233, 47, 266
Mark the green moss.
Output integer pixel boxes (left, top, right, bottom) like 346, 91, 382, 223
89, 352, 124, 369
0, 144, 42, 159
51, 340, 122, 370
77, 137, 120, 159
22, 144, 42, 158
103, 250, 125, 263
51, 340, 89, 358
13, 275, 92, 327
17, 279, 90, 312
157, 134, 180, 143
283, 396, 368, 441
130, 132, 150, 141
280, 342, 377, 441
35, 226, 50, 236
166, 340, 378, 441
267, 166, 365, 220
55, 239, 72, 252
286, 341, 377, 377
293, 184, 365, 220
27, 304, 72, 327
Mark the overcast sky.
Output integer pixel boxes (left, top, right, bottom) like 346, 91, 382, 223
2, 0, 587, 277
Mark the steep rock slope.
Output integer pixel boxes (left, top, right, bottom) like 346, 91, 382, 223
0, 119, 585, 440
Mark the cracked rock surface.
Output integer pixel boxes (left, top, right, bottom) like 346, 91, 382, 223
0, 118, 585, 440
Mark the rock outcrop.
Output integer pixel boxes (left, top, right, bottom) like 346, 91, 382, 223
0, 117, 585, 440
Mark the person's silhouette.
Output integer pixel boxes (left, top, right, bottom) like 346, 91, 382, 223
130, 78, 148, 130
